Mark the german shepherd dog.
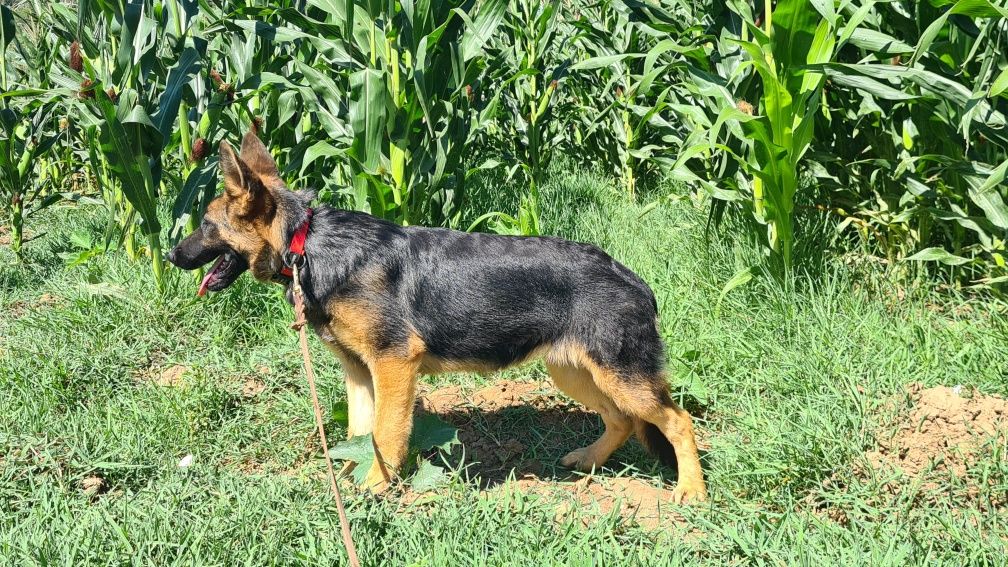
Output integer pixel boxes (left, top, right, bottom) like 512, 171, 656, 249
167, 132, 707, 503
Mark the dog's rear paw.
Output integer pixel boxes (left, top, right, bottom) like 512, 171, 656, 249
560, 447, 601, 473
671, 478, 707, 505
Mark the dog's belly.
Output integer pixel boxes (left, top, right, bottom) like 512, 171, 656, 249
416, 340, 553, 375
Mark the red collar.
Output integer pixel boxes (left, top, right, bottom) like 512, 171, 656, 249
279, 208, 313, 279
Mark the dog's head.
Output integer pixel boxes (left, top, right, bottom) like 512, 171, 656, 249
167, 131, 290, 295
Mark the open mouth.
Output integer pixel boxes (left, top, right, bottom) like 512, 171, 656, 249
197, 252, 249, 296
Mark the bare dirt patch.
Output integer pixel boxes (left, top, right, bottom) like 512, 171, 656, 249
4, 300, 27, 319
860, 383, 1007, 503
417, 379, 685, 528
505, 475, 684, 530
5, 293, 62, 320
81, 475, 107, 499
157, 365, 188, 387
38, 293, 61, 307
418, 379, 598, 484
241, 377, 266, 398
0, 227, 35, 247
138, 364, 188, 387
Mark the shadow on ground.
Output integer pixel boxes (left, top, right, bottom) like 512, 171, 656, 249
414, 379, 707, 529
417, 380, 690, 489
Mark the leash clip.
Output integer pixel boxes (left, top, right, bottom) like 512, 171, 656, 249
283, 250, 307, 270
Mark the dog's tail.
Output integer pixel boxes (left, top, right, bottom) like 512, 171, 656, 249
634, 419, 677, 467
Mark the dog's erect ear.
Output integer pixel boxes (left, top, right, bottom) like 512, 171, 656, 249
220, 140, 257, 200
240, 131, 279, 180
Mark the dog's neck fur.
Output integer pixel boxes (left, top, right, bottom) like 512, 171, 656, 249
275, 188, 314, 256
275, 190, 408, 327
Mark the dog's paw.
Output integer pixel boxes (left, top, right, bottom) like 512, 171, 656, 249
560, 447, 600, 473
359, 464, 391, 494
671, 477, 707, 505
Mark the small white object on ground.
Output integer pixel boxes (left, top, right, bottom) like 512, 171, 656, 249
178, 454, 194, 468
952, 384, 963, 396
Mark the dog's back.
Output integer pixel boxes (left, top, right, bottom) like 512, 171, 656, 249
395, 227, 662, 377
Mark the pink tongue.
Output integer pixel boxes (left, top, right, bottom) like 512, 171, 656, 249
197, 257, 226, 297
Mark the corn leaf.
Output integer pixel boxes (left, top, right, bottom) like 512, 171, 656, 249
968, 159, 1008, 229
913, 0, 1008, 64
1, 4, 13, 52
152, 47, 200, 148
170, 158, 219, 242
458, 0, 506, 61
990, 66, 1008, 97
906, 247, 971, 265
348, 68, 386, 174
847, 28, 914, 55
772, 0, 819, 82
299, 141, 343, 176
95, 91, 160, 236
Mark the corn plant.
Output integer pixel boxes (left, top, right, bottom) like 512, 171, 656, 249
0, 3, 66, 261
472, 0, 575, 235
48, 0, 269, 287
569, 0, 705, 197
689, 0, 1008, 280
719, 0, 835, 269
190, 1, 353, 216
807, 0, 1008, 282
11, 0, 1008, 287
66, 2, 201, 288
28, 0, 505, 272
248, 0, 507, 227
0, 102, 64, 261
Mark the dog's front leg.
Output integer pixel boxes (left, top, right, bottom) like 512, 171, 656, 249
331, 351, 375, 439
361, 357, 418, 493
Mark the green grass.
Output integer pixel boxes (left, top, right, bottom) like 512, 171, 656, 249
2, 169, 1007, 566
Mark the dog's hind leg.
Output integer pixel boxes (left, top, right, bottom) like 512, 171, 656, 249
639, 398, 706, 504
587, 363, 707, 504
546, 362, 633, 472
361, 356, 419, 493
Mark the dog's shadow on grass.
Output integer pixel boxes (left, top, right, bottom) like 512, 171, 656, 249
422, 400, 706, 489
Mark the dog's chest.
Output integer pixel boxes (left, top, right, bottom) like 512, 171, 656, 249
311, 298, 381, 359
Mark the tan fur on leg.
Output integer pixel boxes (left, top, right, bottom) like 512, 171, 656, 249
361, 357, 419, 492
546, 363, 634, 471
551, 342, 707, 504
328, 348, 374, 438
643, 402, 707, 503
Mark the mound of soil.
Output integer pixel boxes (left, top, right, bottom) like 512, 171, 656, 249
862, 383, 1007, 497
509, 476, 685, 530
417, 379, 684, 528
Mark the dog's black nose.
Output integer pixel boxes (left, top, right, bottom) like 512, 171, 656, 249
166, 247, 179, 266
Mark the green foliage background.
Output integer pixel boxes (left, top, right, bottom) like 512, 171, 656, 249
1, 0, 1007, 286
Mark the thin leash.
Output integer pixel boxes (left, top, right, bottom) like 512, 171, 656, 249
290, 262, 362, 567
